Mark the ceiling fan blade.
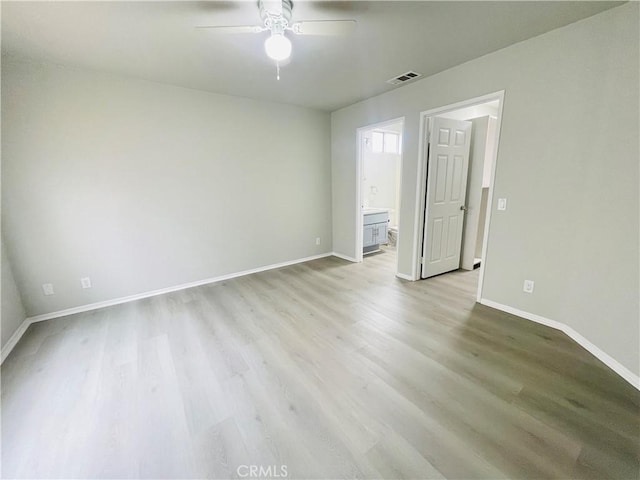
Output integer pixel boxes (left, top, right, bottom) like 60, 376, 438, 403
291, 20, 357, 36
309, 2, 371, 14
195, 25, 264, 34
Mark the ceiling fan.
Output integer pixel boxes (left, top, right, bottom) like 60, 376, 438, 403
197, 0, 356, 78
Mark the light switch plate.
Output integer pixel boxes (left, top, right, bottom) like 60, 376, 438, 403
497, 198, 507, 211
81, 277, 92, 289
42, 283, 54, 296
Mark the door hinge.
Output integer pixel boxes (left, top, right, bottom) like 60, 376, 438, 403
421, 256, 425, 264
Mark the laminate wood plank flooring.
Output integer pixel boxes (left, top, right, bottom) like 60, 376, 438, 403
2, 248, 639, 479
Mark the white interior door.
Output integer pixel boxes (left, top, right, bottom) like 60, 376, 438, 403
421, 117, 472, 278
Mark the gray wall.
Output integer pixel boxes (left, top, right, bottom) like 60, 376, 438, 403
2, 59, 332, 316
331, 4, 639, 376
1, 240, 26, 350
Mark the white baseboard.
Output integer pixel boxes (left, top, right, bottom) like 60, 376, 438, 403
1, 318, 32, 364
2, 252, 333, 363
331, 251, 414, 281
11, 257, 636, 393
331, 251, 359, 263
396, 272, 415, 281
17, 252, 330, 325
480, 299, 640, 391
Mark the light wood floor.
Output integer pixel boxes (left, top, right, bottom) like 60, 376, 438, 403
2, 248, 639, 479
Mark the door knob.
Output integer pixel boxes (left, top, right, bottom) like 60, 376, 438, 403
460, 205, 468, 211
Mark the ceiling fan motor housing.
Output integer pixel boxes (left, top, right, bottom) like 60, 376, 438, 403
259, 0, 294, 33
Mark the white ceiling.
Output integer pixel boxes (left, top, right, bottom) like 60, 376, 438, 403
1, 1, 623, 111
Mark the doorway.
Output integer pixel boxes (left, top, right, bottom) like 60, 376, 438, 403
356, 118, 404, 269
415, 92, 504, 301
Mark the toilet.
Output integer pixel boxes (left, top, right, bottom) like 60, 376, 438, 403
388, 226, 398, 246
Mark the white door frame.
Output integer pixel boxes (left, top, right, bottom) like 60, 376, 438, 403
413, 91, 505, 302
355, 117, 405, 267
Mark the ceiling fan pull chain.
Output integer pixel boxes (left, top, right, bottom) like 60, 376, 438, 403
276, 62, 281, 81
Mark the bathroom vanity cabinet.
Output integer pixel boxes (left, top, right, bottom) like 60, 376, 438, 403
363, 209, 389, 254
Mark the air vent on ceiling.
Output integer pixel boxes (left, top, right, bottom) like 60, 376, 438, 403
386, 71, 422, 85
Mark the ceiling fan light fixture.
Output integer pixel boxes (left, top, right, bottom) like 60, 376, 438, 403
264, 33, 292, 61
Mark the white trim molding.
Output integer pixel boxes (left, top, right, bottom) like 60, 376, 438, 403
1, 318, 31, 363
0, 253, 333, 363
27, 253, 333, 324
331, 251, 359, 263
480, 299, 640, 391
395, 272, 415, 281
8, 254, 636, 394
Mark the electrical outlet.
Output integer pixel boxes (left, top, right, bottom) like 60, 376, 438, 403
523, 279, 535, 294
42, 283, 54, 296
497, 198, 508, 211
315, 237, 321, 245
81, 277, 92, 289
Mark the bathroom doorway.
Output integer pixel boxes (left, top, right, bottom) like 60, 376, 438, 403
356, 118, 404, 269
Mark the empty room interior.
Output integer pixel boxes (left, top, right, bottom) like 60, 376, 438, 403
1, 1, 639, 479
